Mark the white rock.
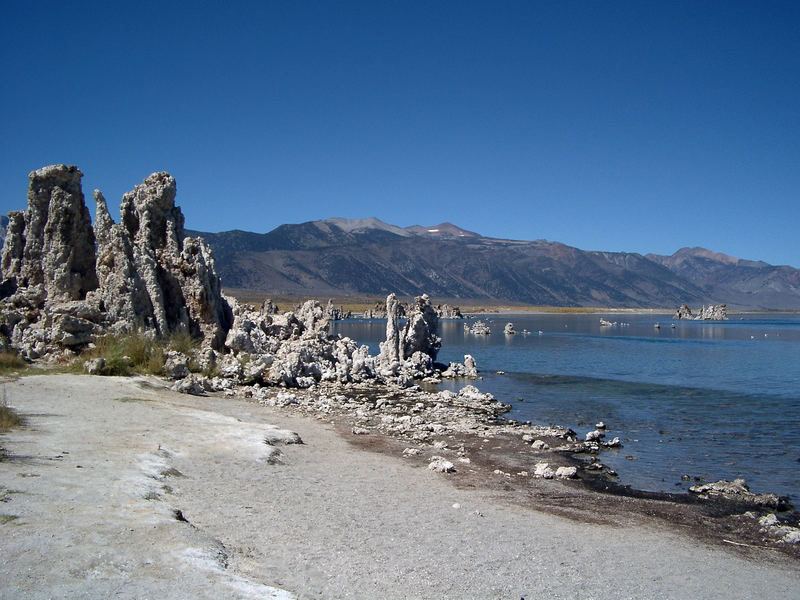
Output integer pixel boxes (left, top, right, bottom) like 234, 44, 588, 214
555, 466, 578, 479
428, 457, 456, 473
585, 429, 604, 442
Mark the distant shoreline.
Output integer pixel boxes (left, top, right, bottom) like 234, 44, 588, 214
223, 289, 799, 316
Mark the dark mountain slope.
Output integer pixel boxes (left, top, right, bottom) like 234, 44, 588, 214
647, 248, 800, 310
185, 218, 800, 309
188, 219, 722, 307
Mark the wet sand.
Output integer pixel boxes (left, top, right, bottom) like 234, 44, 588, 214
1, 374, 798, 599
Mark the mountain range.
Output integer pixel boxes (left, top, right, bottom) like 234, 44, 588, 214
185, 218, 800, 310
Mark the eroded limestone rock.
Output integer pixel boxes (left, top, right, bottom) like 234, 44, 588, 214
1, 165, 97, 303
0, 166, 232, 358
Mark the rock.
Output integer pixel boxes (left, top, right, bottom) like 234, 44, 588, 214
585, 429, 604, 442
531, 440, 549, 450
324, 299, 348, 320
688, 478, 789, 510
1, 165, 98, 303
759, 514, 780, 528
466, 320, 491, 335
435, 304, 463, 319
0, 166, 234, 358
441, 354, 479, 379
555, 466, 578, 479
260, 298, 279, 315
463, 354, 478, 376
51, 313, 98, 346
603, 437, 622, 448
117, 172, 232, 347
376, 293, 440, 381
89, 190, 153, 334
782, 530, 800, 544
595, 421, 606, 430
83, 357, 105, 375
377, 293, 402, 367
163, 351, 190, 380
401, 294, 441, 361
503, 322, 516, 335
428, 456, 456, 473
534, 462, 555, 479
695, 304, 728, 320
674, 303, 693, 319
171, 374, 205, 395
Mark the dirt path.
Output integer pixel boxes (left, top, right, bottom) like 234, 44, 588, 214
1, 374, 798, 599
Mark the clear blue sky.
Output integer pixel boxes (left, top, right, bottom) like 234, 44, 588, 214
2, 1, 798, 266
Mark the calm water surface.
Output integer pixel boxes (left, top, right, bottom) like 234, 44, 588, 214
333, 314, 800, 499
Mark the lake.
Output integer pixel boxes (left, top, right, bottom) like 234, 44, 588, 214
333, 313, 800, 500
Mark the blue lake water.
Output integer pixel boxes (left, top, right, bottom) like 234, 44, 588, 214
333, 313, 800, 500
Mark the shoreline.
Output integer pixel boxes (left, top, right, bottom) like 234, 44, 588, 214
1, 374, 798, 598
249, 380, 800, 557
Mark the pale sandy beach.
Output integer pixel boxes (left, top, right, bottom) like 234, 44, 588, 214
1, 374, 798, 599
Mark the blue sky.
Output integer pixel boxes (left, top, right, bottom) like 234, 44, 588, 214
2, 1, 798, 266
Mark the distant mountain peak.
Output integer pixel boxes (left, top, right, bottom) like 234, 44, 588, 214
315, 217, 412, 237
404, 222, 481, 238
311, 217, 482, 239
648, 247, 769, 269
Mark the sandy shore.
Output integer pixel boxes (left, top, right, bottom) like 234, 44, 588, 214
1, 374, 798, 599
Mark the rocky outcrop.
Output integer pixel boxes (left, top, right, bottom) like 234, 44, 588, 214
115, 172, 232, 347
436, 304, 463, 319
1, 165, 98, 304
696, 304, 728, 320
441, 354, 478, 378
89, 190, 154, 333
261, 299, 279, 315
689, 478, 789, 510
376, 293, 441, 380
674, 303, 728, 320
402, 294, 441, 361
0, 167, 495, 397
0, 166, 232, 358
222, 298, 375, 388
465, 320, 491, 335
503, 322, 516, 335
324, 299, 350, 320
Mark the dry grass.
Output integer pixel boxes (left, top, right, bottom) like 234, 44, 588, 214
0, 401, 23, 433
79, 330, 202, 377
1, 385, 24, 465
0, 352, 28, 376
